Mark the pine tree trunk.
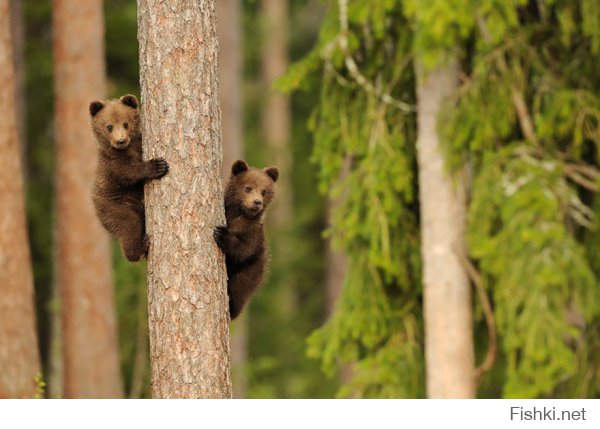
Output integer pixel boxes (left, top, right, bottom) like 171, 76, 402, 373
0, 0, 41, 398
53, 0, 123, 398
138, 0, 232, 399
261, 0, 292, 227
415, 57, 475, 398
261, 0, 297, 324
218, 0, 243, 172
217, 0, 247, 399
9, 0, 25, 160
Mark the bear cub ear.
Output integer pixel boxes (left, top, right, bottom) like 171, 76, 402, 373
89, 100, 105, 117
232, 160, 249, 176
264, 167, 279, 182
120, 94, 139, 109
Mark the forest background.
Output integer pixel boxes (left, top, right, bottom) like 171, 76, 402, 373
1, 0, 599, 399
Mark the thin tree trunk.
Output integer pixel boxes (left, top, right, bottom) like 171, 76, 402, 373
261, 0, 296, 322
0, 0, 41, 398
9, 0, 25, 164
324, 156, 351, 316
129, 291, 149, 399
415, 57, 475, 398
325, 156, 352, 384
217, 0, 247, 399
325, 238, 346, 314
138, 0, 232, 399
261, 0, 292, 227
53, 0, 123, 398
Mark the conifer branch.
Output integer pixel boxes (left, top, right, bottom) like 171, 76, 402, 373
455, 246, 497, 382
564, 164, 600, 192
336, 0, 415, 113
476, 14, 539, 146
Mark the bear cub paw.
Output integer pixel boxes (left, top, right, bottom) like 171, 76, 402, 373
213, 226, 228, 249
150, 157, 170, 179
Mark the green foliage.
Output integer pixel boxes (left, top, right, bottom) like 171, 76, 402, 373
290, 0, 600, 399
441, 0, 600, 397
33, 373, 47, 399
469, 146, 599, 397
403, 0, 477, 68
285, 0, 424, 398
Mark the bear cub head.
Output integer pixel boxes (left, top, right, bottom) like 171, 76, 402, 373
226, 160, 279, 219
89, 94, 140, 151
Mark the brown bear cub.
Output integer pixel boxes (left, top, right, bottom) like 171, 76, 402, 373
214, 160, 279, 319
90, 94, 169, 262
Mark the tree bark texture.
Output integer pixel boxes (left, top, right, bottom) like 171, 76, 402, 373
138, 0, 232, 399
217, 0, 247, 399
53, 0, 123, 398
0, 0, 41, 398
415, 58, 475, 398
217, 0, 243, 172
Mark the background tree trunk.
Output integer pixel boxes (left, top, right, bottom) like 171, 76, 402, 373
0, 0, 41, 398
53, 0, 123, 398
217, 0, 248, 399
261, 0, 296, 321
261, 0, 292, 229
415, 57, 475, 398
325, 156, 351, 384
9, 0, 25, 165
138, 0, 232, 399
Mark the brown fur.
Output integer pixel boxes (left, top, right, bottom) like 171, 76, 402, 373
214, 160, 279, 319
90, 94, 169, 262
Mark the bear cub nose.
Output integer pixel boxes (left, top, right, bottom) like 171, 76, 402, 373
117, 139, 126, 145
254, 199, 262, 206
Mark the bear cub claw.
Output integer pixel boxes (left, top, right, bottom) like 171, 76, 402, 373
151, 157, 169, 178
142, 234, 150, 255
213, 226, 227, 248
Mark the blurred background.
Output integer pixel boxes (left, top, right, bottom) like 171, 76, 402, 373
0, 0, 599, 399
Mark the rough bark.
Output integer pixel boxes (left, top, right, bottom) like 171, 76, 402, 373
138, 0, 232, 399
0, 0, 41, 398
218, 0, 243, 173
53, 0, 123, 398
415, 57, 475, 398
217, 0, 247, 399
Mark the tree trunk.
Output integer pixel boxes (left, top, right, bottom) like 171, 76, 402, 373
261, 0, 297, 324
53, 0, 123, 398
217, 0, 247, 399
325, 156, 352, 384
9, 0, 25, 163
415, 57, 475, 398
138, 0, 232, 399
261, 0, 292, 227
218, 0, 243, 173
0, 0, 41, 398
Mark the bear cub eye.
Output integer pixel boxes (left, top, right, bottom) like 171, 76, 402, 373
107, 125, 113, 132
123, 122, 129, 130
244, 187, 252, 193
261, 190, 266, 197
